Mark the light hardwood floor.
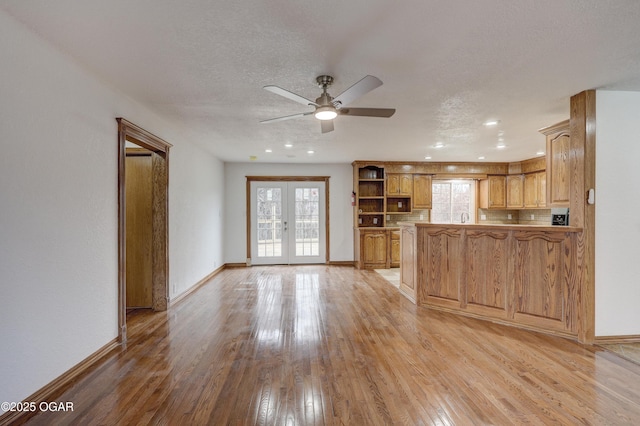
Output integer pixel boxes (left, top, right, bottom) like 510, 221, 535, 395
16, 266, 640, 425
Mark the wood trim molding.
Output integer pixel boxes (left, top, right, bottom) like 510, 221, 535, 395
539, 119, 570, 136
0, 338, 120, 426
117, 118, 173, 152
594, 335, 640, 344
245, 176, 331, 264
170, 265, 226, 306
117, 118, 171, 344
326, 260, 355, 266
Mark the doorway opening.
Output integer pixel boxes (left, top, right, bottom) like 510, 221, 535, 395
117, 118, 172, 343
246, 177, 329, 265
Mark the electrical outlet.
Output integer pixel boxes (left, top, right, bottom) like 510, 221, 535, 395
508, 214, 512, 220
481, 214, 487, 220
398, 201, 402, 208
530, 214, 535, 220
420, 214, 424, 220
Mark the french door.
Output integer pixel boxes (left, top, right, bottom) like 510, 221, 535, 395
250, 181, 326, 265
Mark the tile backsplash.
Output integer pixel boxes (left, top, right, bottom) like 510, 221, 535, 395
387, 209, 552, 226
386, 209, 430, 227
478, 209, 551, 225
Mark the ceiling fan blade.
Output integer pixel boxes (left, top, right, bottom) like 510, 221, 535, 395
339, 107, 396, 118
260, 111, 313, 124
332, 75, 383, 107
321, 120, 334, 133
263, 85, 318, 106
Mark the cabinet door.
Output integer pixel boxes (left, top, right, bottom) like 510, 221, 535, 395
537, 172, 546, 207
387, 174, 400, 195
506, 175, 524, 209
413, 174, 432, 209
489, 176, 506, 208
547, 132, 570, 207
524, 172, 546, 208
399, 174, 413, 195
523, 173, 538, 208
362, 232, 387, 268
481, 176, 506, 209
390, 232, 400, 267
387, 174, 412, 195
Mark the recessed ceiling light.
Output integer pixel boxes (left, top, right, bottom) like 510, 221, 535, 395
284, 143, 293, 148
424, 156, 432, 160
249, 155, 257, 161
536, 151, 545, 156
497, 144, 506, 149
478, 156, 486, 160
483, 120, 500, 126
307, 150, 315, 154
434, 142, 444, 149
265, 148, 272, 153
498, 137, 504, 142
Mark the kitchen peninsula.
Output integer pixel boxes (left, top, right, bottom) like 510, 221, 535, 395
398, 222, 583, 339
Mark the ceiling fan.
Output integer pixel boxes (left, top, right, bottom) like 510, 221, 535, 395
260, 75, 396, 133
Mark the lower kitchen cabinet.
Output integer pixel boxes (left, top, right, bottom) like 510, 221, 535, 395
357, 229, 388, 269
390, 231, 400, 267
355, 228, 403, 269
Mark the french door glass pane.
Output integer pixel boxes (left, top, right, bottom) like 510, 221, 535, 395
294, 187, 319, 257
256, 187, 282, 257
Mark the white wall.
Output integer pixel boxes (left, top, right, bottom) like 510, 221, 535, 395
169, 143, 224, 297
0, 9, 224, 404
595, 90, 640, 336
224, 163, 354, 264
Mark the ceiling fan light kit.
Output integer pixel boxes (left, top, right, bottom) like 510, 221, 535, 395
261, 74, 395, 133
314, 106, 337, 120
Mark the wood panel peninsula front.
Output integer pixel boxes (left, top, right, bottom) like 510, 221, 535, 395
398, 222, 584, 339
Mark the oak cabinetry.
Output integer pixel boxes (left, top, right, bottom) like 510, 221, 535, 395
540, 120, 570, 207
360, 230, 388, 269
399, 225, 417, 302
386, 174, 413, 196
386, 173, 412, 214
524, 171, 547, 208
412, 174, 432, 209
401, 222, 582, 338
356, 165, 385, 227
390, 231, 400, 267
479, 175, 506, 209
423, 228, 462, 304
506, 175, 524, 209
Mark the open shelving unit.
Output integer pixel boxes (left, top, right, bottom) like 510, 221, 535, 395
356, 165, 385, 227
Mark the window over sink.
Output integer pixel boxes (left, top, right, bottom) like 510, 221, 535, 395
431, 180, 476, 224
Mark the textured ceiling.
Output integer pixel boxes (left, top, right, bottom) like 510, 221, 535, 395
3, 0, 640, 163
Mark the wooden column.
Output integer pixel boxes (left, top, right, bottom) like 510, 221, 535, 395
569, 90, 596, 343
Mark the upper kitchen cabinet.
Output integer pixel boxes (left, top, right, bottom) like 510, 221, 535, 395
506, 175, 524, 209
386, 173, 413, 196
524, 171, 547, 208
413, 174, 433, 209
479, 175, 506, 209
540, 120, 570, 207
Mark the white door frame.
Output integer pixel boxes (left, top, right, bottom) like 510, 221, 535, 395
246, 176, 330, 265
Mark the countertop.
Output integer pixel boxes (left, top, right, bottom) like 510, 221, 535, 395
396, 221, 583, 232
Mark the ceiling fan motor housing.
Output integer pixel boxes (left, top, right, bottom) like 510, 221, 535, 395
316, 75, 334, 89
